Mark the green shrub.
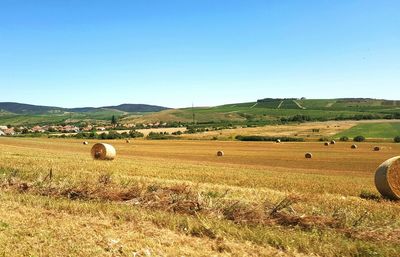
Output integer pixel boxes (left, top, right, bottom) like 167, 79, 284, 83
394, 136, 400, 143
359, 190, 380, 201
129, 130, 144, 138
353, 135, 365, 142
339, 136, 349, 142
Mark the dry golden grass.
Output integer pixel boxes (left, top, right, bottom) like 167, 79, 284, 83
180, 120, 357, 140
0, 137, 400, 256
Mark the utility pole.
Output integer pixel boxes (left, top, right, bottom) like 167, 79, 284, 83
192, 102, 195, 124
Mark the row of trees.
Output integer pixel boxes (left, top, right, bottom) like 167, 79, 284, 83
74, 130, 144, 140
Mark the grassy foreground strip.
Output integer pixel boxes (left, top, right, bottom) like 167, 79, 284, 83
0, 167, 399, 257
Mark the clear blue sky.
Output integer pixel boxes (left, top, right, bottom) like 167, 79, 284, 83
0, 0, 399, 108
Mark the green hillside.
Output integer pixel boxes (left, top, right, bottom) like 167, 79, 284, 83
335, 122, 400, 139
1, 98, 400, 126
0, 111, 124, 126
123, 98, 400, 125
0, 102, 168, 126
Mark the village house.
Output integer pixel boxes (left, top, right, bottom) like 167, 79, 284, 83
3, 128, 15, 136
31, 125, 46, 133
125, 124, 136, 128
82, 125, 93, 131
62, 125, 80, 133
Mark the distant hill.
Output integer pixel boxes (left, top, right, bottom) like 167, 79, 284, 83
122, 98, 400, 124
102, 104, 168, 113
0, 102, 170, 125
0, 102, 169, 115
0, 102, 64, 114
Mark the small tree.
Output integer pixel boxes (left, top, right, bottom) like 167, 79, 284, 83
353, 135, 365, 142
394, 136, 400, 143
111, 115, 118, 128
340, 136, 349, 142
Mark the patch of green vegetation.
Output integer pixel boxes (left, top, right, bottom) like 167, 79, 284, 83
335, 122, 400, 139
0, 110, 129, 126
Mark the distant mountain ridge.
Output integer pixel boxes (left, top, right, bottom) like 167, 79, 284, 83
0, 102, 169, 115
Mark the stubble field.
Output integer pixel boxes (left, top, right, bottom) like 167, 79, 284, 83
0, 137, 399, 256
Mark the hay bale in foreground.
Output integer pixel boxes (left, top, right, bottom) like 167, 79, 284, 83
83, 141, 88, 145
351, 144, 358, 149
374, 146, 381, 151
330, 140, 336, 145
217, 151, 224, 157
91, 143, 116, 160
324, 142, 330, 146
305, 152, 313, 159
375, 156, 400, 200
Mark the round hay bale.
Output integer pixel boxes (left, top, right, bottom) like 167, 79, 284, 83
330, 140, 336, 145
351, 144, 358, 149
91, 143, 116, 160
276, 139, 281, 143
217, 150, 224, 157
83, 141, 88, 145
374, 156, 400, 200
305, 152, 313, 159
126, 139, 130, 143
374, 146, 381, 151
324, 142, 330, 146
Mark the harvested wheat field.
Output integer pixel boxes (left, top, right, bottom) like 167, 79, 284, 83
0, 137, 400, 256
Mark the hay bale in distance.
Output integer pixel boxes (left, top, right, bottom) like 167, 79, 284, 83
305, 152, 313, 159
126, 139, 130, 143
217, 151, 224, 157
374, 146, 381, 151
276, 139, 281, 143
324, 142, 330, 146
83, 141, 88, 145
330, 140, 336, 145
375, 156, 400, 200
351, 144, 358, 149
91, 143, 116, 160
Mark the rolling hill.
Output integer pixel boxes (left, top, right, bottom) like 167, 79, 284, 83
0, 102, 169, 115
1, 98, 399, 126
0, 102, 169, 125
122, 98, 400, 124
